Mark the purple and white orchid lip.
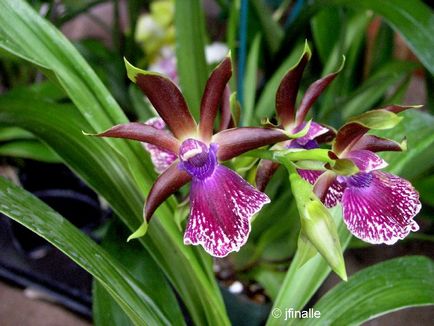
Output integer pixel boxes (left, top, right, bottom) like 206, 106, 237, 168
177, 138, 270, 257
342, 171, 420, 244
299, 164, 421, 245
184, 165, 270, 257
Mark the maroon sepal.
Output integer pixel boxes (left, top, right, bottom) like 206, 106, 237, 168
276, 52, 310, 127
136, 73, 197, 139
144, 163, 191, 221
255, 159, 280, 192
199, 56, 232, 141
333, 122, 369, 154
213, 127, 289, 161
91, 122, 180, 153
295, 70, 340, 125
218, 86, 235, 131
350, 135, 406, 153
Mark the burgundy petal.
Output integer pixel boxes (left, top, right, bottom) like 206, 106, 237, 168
94, 121, 180, 153
136, 73, 197, 139
342, 171, 421, 245
199, 57, 232, 141
298, 169, 346, 208
346, 149, 388, 172
255, 159, 281, 192
276, 51, 310, 127
184, 165, 270, 257
295, 71, 340, 125
143, 118, 178, 173
144, 163, 192, 221
218, 85, 234, 131
333, 122, 369, 154
213, 127, 288, 161
350, 135, 405, 153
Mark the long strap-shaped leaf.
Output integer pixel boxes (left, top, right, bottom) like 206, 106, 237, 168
0, 0, 150, 192
0, 95, 229, 325
300, 256, 434, 325
0, 176, 171, 326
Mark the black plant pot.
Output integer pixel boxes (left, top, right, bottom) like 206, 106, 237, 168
0, 161, 110, 318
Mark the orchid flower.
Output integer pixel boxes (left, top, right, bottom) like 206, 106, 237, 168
93, 56, 289, 257
301, 106, 421, 245
256, 43, 339, 191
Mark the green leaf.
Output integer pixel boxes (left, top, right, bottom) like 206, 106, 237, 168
377, 110, 434, 179
340, 61, 419, 119
0, 140, 62, 163
311, 8, 342, 65
249, 0, 283, 54
299, 256, 434, 325
175, 0, 208, 118
0, 176, 172, 326
287, 0, 434, 75
0, 0, 151, 194
250, 267, 286, 301
94, 219, 184, 326
242, 33, 261, 126
413, 175, 434, 207
0, 127, 34, 141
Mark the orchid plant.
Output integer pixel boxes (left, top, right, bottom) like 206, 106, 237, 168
0, 1, 433, 325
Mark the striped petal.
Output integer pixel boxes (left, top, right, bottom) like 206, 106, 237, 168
342, 171, 421, 245
346, 149, 388, 172
184, 165, 270, 257
143, 118, 178, 173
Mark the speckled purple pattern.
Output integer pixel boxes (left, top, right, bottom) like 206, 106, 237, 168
342, 171, 420, 245
184, 165, 270, 257
177, 139, 270, 256
298, 168, 421, 244
143, 118, 178, 173
346, 149, 388, 172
